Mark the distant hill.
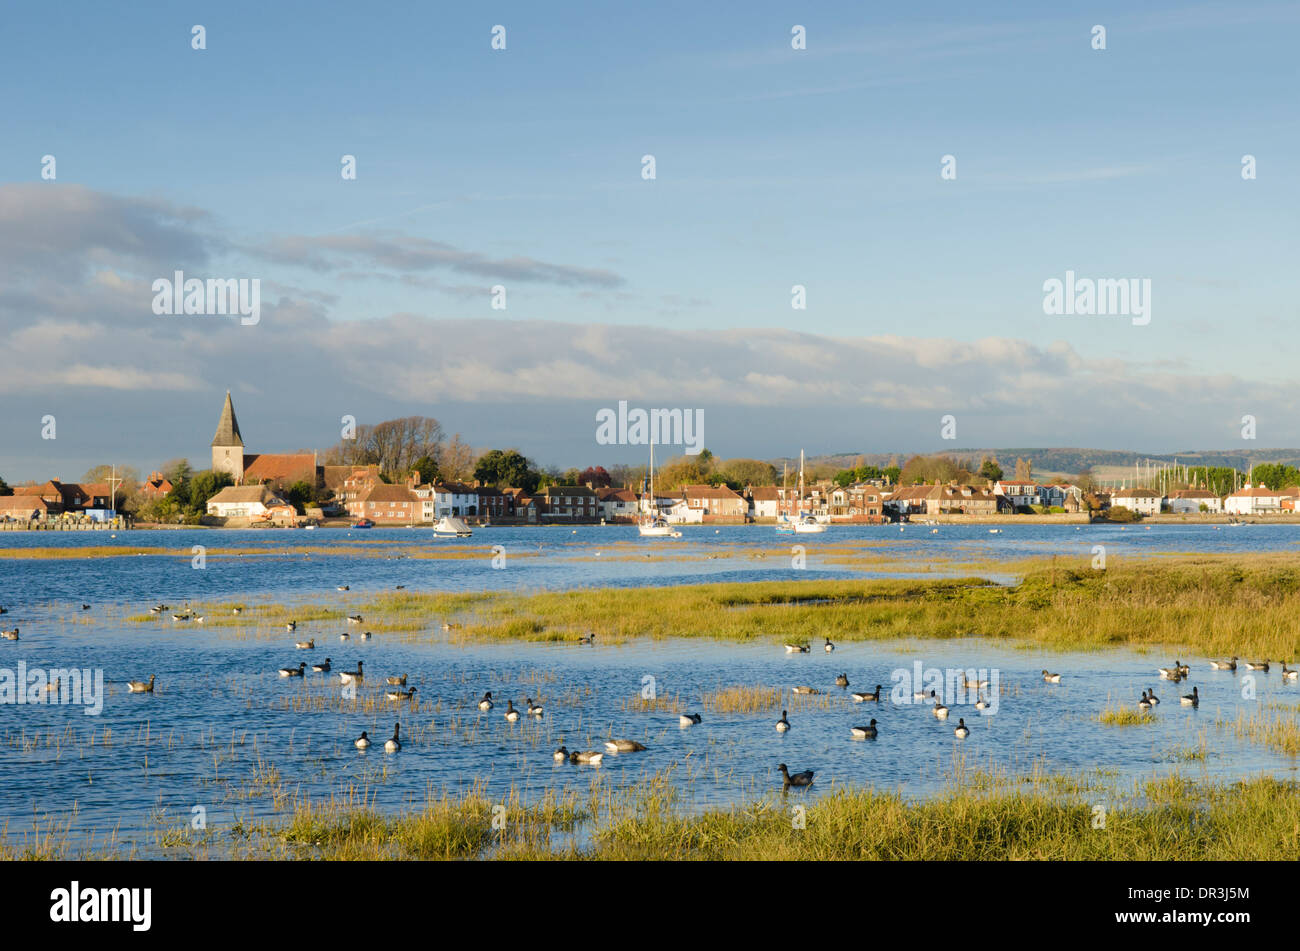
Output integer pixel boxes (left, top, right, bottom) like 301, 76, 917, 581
782, 448, 1300, 480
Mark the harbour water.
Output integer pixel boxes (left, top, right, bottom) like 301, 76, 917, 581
1, 523, 1297, 856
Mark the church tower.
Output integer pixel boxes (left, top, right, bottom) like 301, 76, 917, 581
211, 390, 246, 482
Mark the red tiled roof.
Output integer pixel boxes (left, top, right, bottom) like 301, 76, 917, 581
243, 453, 317, 485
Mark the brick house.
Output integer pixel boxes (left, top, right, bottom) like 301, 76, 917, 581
351, 483, 420, 524
683, 484, 747, 519
542, 485, 599, 522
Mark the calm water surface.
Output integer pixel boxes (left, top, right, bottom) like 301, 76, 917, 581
1, 524, 1298, 855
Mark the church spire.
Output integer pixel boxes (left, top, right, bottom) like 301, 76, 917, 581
211, 390, 244, 447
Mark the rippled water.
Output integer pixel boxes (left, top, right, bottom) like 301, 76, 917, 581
1, 523, 1298, 855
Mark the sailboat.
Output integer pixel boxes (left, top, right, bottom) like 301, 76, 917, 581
638, 440, 676, 537
776, 450, 827, 533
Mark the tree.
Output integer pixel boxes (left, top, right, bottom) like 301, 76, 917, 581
0, 474, 9, 496
411, 455, 440, 485
284, 480, 315, 513
1251, 463, 1300, 490
1013, 457, 1033, 481
321, 415, 445, 480
578, 466, 612, 488
655, 456, 708, 491
883, 465, 901, 485
978, 457, 1003, 483
474, 449, 540, 492
718, 458, 777, 487
899, 454, 973, 486
439, 434, 476, 483
160, 458, 193, 485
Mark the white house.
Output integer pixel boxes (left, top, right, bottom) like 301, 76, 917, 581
747, 486, 782, 520
1224, 484, 1284, 515
1168, 489, 1223, 514
993, 480, 1039, 508
597, 487, 640, 521
206, 485, 292, 519
1109, 487, 1163, 516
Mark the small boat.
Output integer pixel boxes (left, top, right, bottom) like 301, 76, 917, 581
637, 442, 676, 538
352, 518, 374, 529
434, 516, 473, 538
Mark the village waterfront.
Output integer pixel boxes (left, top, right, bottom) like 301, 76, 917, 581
2, 522, 1300, 860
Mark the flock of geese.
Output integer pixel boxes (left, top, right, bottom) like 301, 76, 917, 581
770, 640, 1300, 788
12, 594, 1299, 790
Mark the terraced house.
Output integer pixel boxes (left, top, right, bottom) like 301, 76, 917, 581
543, 485, 599, 522
350, 483, 420, 524
829, 483, 884, 521
683, 484, 748, 520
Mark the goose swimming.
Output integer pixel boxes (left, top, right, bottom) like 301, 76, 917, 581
1282, 662, 1298, 682
604, 739, 647, 752
478, 691, 494, 711
347, 615, 363, 624
577, 631, 596, 645
354, 731, 370, 749
1245, 660, 1270, 672
386, 674, 407, 686
791, 685, 820, 695
278, 662, 306, 677
384, 723, 401, 752
850, 719, 878, 739
1209, 656, 1239, 671
778, 763, 814, 787
679, 713, 702, 726
824, 638, 835, 653
386, 687, 417, 702
933, 698, 950, 719
784, 643, 810, 654
526, 698, 544, 717
1041, 670, 1062, 684
312, 658, 332, 673
294, 639, 315, 650
0, 628, 18, 641
834, 673, 849, 688
338, 661, 364, 684
127, 674, 155, 693
553, 745, 570, 761
1138, 690, 1152, 712
954, 718, 970, 739
504, 700, 521, 722
570, 750, 603, 765
1181, 686, 1199, 707
775, 710, 791, 732
851, 685, 882, 702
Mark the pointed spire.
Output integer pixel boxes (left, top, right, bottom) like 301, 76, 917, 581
211, 390, 244, 448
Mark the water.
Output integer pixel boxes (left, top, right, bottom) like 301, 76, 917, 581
1, 523, 1297, 855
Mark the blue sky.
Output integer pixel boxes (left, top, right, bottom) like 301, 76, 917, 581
1, 1, 1298, 480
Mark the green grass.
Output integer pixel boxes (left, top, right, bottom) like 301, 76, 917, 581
377, 553, 1300, 657
12, 774, 1299, 861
